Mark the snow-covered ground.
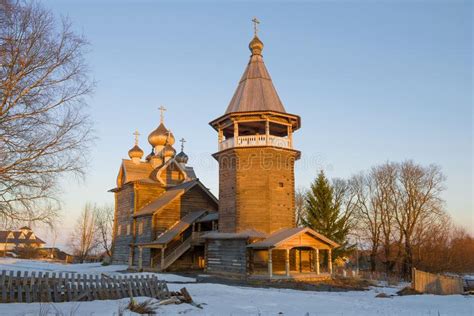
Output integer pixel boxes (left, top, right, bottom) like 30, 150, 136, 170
0, 259, 472, 315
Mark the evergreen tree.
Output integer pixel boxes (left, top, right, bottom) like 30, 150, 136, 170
303, 170, 353, 259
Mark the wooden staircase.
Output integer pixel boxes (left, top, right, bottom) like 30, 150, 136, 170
161, 235, 193, 271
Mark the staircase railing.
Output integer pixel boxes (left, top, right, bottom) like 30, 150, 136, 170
161, 236, 193, 270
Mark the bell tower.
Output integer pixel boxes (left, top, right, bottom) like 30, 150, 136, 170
210, 22, 301, 235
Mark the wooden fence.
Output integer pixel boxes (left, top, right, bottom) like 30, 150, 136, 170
0, 270, 170, 303
412, 268, 464, 295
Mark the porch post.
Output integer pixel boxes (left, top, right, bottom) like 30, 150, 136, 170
233, 121, 239, 145
128, 246, 134, 267
315, 249, 320, 275
218, 128, 223, 143
285, 249, 290, 277
138, 247, 143, 270
268, 249, 273, 278
265, 119, 270, 145
160, 247, 165, 271
328, 249, 333, 274
288, 125, 293, 148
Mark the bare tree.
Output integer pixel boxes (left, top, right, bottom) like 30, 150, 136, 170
395, 161, 446, 278
70, 203, 98, 263
94, 204, 113, 258
351, 161, 447, 277
371, 163, 401, 273
294, 187, 307, 227
351, 172, 382, 271
0, 1, 93, 226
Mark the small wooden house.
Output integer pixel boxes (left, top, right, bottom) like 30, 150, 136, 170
0, 226, 46, 252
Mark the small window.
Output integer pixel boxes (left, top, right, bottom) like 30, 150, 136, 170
126, 224, 131, 235
117, 225, 122, 236
279, 182, 284, 188
138, 221, 144, 235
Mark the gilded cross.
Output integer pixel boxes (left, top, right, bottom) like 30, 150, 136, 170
252, 17, 260, 36
179, 138, 186, 152
133, 130, 140, 145
158, 105, 167, 123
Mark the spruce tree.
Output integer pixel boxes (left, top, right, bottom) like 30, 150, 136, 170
303, 170, 353, 259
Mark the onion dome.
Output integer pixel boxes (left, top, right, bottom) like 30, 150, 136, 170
148, 123, 168, 147
128, 145, 144, 159
249, 36, 264, 55
166, 130, 175, 146
176, 151, 188, 164
163, 144, 176, 159
145, 148, 154, 161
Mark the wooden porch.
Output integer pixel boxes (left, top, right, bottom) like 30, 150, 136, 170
249, 272, 332, 281
246, 227, 338, 280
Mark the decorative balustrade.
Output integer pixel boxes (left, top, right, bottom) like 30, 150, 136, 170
219, 135, 291, 151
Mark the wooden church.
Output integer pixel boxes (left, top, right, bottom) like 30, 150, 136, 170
110, 24, 339, 279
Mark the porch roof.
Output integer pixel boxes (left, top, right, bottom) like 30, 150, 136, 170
202, 229, 267, 240
247, 227, 340, 249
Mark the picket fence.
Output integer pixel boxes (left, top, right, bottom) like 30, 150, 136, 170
0, 270, 170, 303
412, 268, 464, 295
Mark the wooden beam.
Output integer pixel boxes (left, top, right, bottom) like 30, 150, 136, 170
160, 248, 165, 271
328, 249, 333, 275
138, 247, 143, 270
233, 121, 239, 142
315, 249, 320, 275
268, 249, 273, 278
265, 119, 270, 145
285, 249, 290, 277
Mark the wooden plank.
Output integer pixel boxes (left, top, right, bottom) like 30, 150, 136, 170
25, 285, 31, 303
18, 285, 23, 303
32, 284, 38, 303
0, 270, 6, 303
9, 271, 15, 303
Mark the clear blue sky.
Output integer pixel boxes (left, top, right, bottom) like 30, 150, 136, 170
39, 0, 472, 244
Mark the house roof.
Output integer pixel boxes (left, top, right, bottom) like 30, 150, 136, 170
247, 227, 340, 249
133, 179, 217, 218
202, 229, 267, 240
121, 159, 154, 183
110, 159, 198, 192
196, 212, 218, 223
0, 230, 46, 245
225, 38, 286, 114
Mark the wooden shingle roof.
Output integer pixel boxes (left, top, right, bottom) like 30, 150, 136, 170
121, 159, 154, 183
133, 179, 217, 218
0, 230, 45, 245
225, 43, 286, 114
247, 227, 340, 249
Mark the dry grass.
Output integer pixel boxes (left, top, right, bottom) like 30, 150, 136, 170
126, 298, 160, 314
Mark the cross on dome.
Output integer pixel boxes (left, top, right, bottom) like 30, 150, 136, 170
158, 105, 167, 123
179, 138, 186, 152
252, 17, 260, 36
133, 130, 140, 145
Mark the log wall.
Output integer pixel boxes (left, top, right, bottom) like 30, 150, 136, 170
216, 147, 298, 234
205, 239, 247, 276
112, 184, 134, 264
